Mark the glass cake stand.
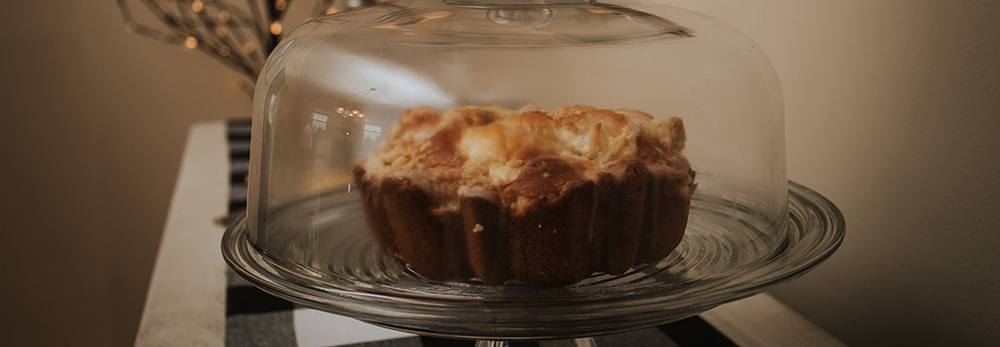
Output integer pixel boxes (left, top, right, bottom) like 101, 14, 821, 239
222, 180, 844, 344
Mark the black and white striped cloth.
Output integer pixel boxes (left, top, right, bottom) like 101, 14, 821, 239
224, 119, 738, 347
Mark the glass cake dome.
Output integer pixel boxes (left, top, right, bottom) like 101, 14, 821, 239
225, 0, 848, 340
233, 0, 818, 333
247, 0, 787, 286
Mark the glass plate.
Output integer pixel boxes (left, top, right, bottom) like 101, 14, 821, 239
222, 180, 844, 340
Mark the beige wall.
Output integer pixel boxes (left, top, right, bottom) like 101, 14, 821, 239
0, 0, 997, 346
0, 1, 249, 346
668, 0, 1000, 346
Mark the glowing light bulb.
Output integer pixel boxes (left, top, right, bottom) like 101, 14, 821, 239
269, 22, 282, 35
191, 0, 204, 13
219, 45, 231, 57
215, 27, 227, 38
184, 36, 198, 49
275, 0, 287, 11
218, 11, 231, 24
243, 42, 256, 54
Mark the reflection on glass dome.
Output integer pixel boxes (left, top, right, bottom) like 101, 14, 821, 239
295, 50, 456, 107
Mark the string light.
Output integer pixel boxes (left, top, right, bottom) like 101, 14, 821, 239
116, 0, 379, 83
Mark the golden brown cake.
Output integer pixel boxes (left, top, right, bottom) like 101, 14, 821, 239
353, 105, 695, 286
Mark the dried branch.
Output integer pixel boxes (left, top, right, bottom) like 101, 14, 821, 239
118, 0, 366, 81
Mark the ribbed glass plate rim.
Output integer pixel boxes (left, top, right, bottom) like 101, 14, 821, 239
222, 181, 845, 338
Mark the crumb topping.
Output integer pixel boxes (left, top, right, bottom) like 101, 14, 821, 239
358, 105, 689, 208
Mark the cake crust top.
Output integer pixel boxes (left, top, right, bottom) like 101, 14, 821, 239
358, 105, 691, 208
